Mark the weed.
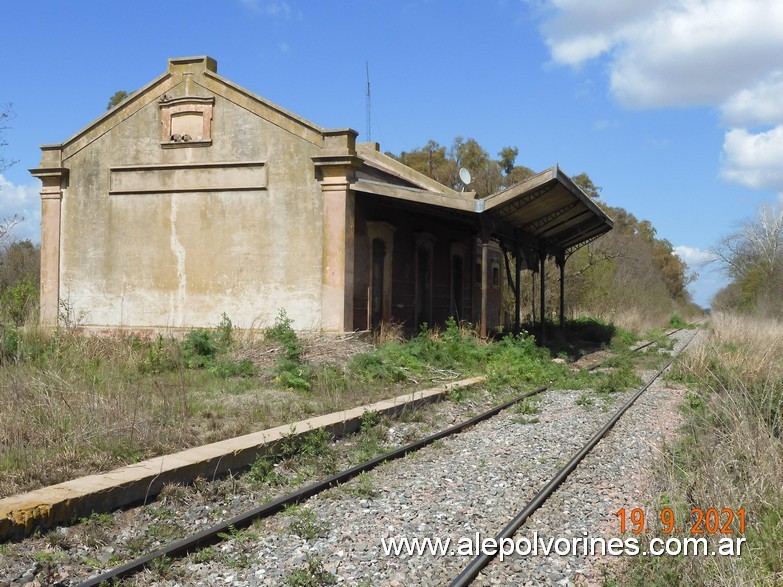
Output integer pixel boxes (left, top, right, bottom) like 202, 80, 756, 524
182, 329, 219, 368
447, 384, 470, 403
125, 536, 148, 556
264, 311, 312, 391
594, 366, 642, 394
191, 545, 218, 564
667, 313, 687, 329
148, 555, 176, 579
45, 529, 70, 550
285, 506, 328, 540
514, 397, 541, 416
34, 550, 62, 564
217, 524, 242, 541
349, 421, 389, 464
334, 472, 378, 499
575, 392, 594, 407
279, 427, 336, 464
247, 456, 286, 486
284, 556, 337, 586
146, 522, 183, 543
359, 410, 382, 431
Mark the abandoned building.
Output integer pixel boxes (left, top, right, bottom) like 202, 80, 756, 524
30, 56, 613, 336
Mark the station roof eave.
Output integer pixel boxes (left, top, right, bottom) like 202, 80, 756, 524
351, 154, 613, 259
480, 165, 614, 258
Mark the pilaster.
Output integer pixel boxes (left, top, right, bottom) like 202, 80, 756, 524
30, 148, 68, 327
313, 129, 361, 332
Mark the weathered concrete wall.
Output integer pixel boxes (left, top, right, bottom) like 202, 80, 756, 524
57, 59, 326, 330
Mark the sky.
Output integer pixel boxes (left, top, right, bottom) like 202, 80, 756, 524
3, 0, 783, 307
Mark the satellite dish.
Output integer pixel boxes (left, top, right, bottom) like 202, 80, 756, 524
459, 167, 472, 186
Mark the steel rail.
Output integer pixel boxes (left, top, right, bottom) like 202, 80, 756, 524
77, 385, 549, 586
77, 324, 697, 585
448, 329, 698, 587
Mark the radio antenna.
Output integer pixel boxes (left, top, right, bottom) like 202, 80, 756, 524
365, 61, 372, 142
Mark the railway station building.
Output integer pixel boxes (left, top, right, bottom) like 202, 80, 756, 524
31, 56, 612, 337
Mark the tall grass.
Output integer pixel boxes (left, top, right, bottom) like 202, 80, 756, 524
619, 313, 783, 585
0, 316, 569, 498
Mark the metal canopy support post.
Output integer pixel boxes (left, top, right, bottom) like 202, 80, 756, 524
531, 270, 536, 330
539, 250, 546, 345
478, 216, 493, 339
480, 242, 489, 338
515, 250, 521, 331
499, 238, 523, 333
556, 254, 566, 330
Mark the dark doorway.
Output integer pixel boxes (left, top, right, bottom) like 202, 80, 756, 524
450, 254, 463, 320
370, 238, 386, 330
415, 245, 432, 328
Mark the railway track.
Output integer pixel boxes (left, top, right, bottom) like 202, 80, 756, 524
450, 329, 696, 586
1, 325, 699, 586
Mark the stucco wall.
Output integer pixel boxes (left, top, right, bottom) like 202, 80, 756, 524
59, 70, 325, 330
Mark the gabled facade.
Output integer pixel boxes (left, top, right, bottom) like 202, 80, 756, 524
31, 56, 612, 336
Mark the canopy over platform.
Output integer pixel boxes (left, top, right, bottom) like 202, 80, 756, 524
353, 147, 613, 262
351, 150, 614, 338
480, 165, 613, 260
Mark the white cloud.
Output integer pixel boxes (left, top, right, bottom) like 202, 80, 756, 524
239, 0, 292, 18
542, 0, 667, 66
674, 244, 712, 266
721, 126, 783, 192
722, 71, 783, 127
543, 0, 783, 110
0, 174, 40, 243
538, 0, 783, 192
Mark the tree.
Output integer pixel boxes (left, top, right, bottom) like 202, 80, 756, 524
0, 215, 22, 249
449, 136, 502, 197
572, 172, 601, 199
498, 146, 519, 175
396, 140, 455, 187
107, 90, 130, 110
0, 239, 40, 325
497, 146, 535, 188
711, 203, 783, 316
392, 137, 536, 196
1, 104, 16, 172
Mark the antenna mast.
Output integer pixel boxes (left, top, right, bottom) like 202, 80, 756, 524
365, 61, 371, 143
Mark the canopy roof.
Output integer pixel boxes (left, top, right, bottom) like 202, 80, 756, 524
353, 145, 613, 259
480, 165, 613, 257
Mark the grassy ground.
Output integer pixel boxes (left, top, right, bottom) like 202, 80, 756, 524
0, 313, 673, 499
608, 313, 783, 586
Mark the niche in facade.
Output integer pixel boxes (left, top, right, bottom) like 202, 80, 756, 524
159, 95, 214, 148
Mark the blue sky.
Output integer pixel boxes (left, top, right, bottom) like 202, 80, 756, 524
3, 0, 783, 307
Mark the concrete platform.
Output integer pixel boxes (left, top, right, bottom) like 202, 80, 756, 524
0, 376, 485, 540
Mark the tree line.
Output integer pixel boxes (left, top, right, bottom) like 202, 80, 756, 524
711, 203, 783, 318
1, 106, 40, 327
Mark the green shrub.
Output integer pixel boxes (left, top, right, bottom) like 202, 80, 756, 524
0, 277, 39, 326
285, 556, 337, 586
0, 324, 20, 363
668, 312, 687, 329
179, 316, 255, 377
182, 329, 218, 368
264, 310, 311, 390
